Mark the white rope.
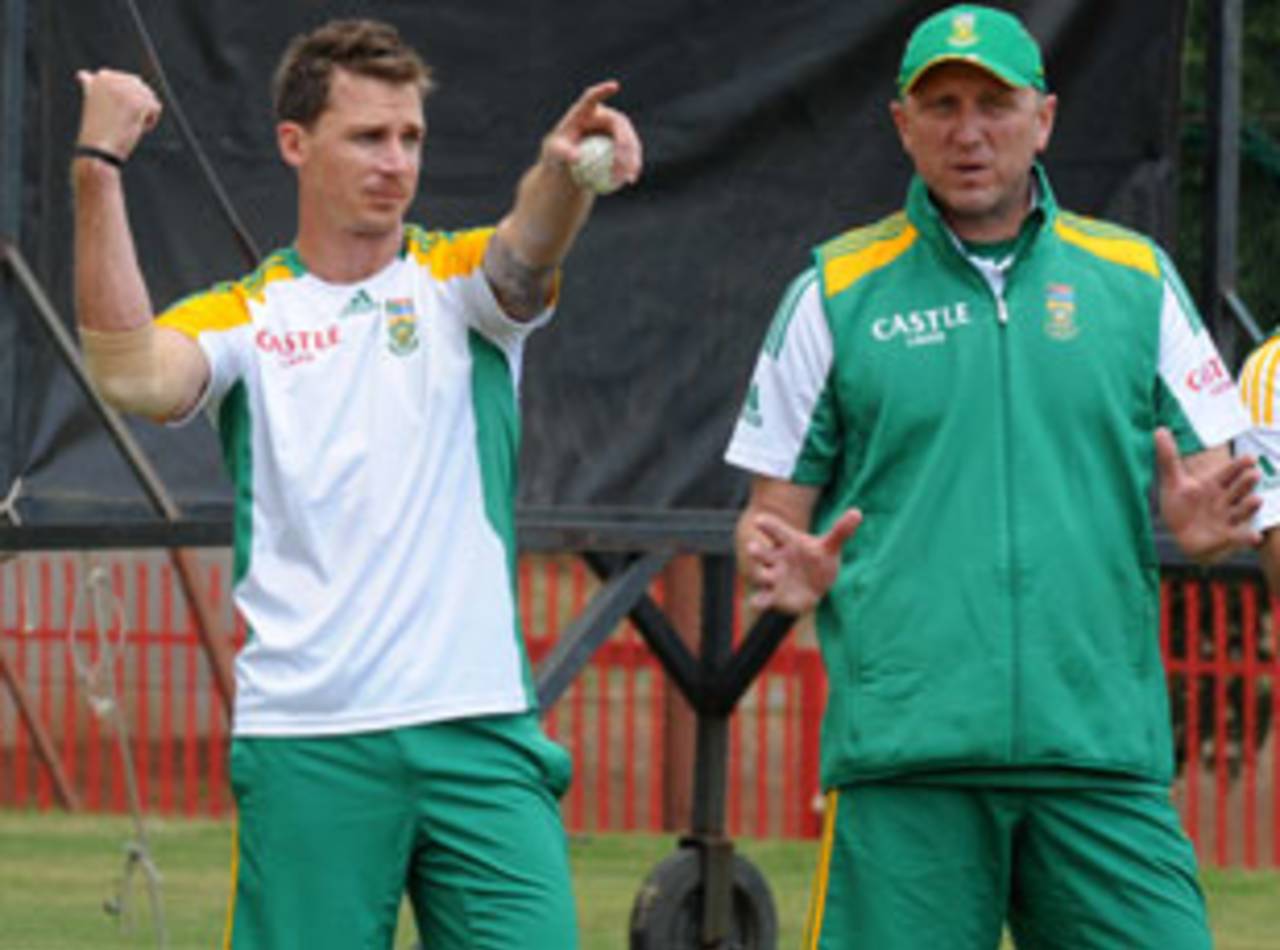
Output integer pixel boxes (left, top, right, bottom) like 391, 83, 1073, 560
67, 562, 121, 718
0, 477, 22, 567
0, 553, 38, 634
0, 476, 22, 525
0, 479, 36, 644
66, 554, 169, 949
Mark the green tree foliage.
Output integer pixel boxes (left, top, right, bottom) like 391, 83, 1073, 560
1179, 0, 1280, 343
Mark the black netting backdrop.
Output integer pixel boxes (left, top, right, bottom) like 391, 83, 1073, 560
5, 0, 1188, 524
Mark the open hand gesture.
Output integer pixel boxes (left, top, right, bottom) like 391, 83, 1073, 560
1156, 427, 1261, 562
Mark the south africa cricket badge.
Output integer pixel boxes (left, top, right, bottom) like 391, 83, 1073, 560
385, 298, 420, 356
1044, 283, 1079, 341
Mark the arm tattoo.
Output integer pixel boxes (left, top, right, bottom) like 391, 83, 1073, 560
483, 235, 557, 321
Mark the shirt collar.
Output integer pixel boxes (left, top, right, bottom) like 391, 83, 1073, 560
908, 162, 1056, 264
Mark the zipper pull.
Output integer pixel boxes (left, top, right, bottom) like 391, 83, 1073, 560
997, 296, 1009, 325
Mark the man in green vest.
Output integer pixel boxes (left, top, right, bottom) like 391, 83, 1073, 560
725, 6, 1260, 947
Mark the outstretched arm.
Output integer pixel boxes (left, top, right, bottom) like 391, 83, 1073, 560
1156, 427, 1261, 564
484, 80, 642, 320
73, 69, 207, 419
735, 476, 862, 615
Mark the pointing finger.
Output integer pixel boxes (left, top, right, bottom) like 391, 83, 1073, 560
820, 508, 862, 556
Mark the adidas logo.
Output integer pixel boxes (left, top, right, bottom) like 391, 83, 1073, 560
340, 289, 379, 318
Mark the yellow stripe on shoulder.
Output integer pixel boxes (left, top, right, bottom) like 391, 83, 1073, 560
155, 283, 250, 338
239, 252, 304, 303
156, 249, 302, 338
1243, 336, 1280, 426
1054, 213, 1159, 278
821, 214, 917, 298
406, 226, 494, 281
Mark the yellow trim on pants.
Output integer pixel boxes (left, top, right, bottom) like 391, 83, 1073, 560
803, 789, 841, 949
222, 814, 240, 950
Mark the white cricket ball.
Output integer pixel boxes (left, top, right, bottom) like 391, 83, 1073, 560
570, 134, 621, 195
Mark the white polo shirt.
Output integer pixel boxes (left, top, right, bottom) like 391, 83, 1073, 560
159, 226, 548, 736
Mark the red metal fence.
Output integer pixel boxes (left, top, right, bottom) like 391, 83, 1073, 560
0, 553, 1277, 867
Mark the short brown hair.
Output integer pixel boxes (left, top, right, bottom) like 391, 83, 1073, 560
272, 19, 433, 126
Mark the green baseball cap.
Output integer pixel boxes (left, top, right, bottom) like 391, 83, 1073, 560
897, 4, 1046, 95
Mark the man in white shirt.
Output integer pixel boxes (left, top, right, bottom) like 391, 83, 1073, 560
72, 18, 641, 949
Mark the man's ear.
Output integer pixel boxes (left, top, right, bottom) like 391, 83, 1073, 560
277, 121, 306, 169
889, 98, 909, 149
1034, 93, 1058, 154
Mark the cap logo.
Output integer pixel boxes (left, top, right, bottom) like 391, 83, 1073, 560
948, 13, 979, 48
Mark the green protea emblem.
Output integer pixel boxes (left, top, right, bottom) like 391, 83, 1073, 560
1044, 283, 1078, 341
385, 298, 419, 355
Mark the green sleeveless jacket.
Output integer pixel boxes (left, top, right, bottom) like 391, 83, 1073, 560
803, 169, 1202, 787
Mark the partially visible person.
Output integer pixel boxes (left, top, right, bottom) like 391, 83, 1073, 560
72, 18, 641, 950
725, 6, 1258, 948
1237, 341, 1280, 591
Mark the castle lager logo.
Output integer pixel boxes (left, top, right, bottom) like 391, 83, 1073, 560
871, 301, 971, 348
255, 324, 341, 368
1185, 355, 1232, 396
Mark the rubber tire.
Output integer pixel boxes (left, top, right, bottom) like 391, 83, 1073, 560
628, 847, 779, 949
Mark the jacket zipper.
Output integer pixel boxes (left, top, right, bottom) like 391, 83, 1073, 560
947, 224, 1027, 765
994, 283, 1020, 763
940, 199, 1041, 765
968, 256, 1019, 763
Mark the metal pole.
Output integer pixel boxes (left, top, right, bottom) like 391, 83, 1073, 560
1203, 0, 1243, 365
690, 555, 733, 838
0, 0, 26, 244
660, 555, 700, 832
118, 0, 260, 266
0, 649, 80, 810
0, 0, 27, 494
1, 241, 237, 713
534, 550, 671, 708
691, 554, 735, 947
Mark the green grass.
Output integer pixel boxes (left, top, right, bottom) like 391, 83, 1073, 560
0, 812, 1277, 948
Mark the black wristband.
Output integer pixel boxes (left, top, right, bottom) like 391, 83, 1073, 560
72, 144, 126, 168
